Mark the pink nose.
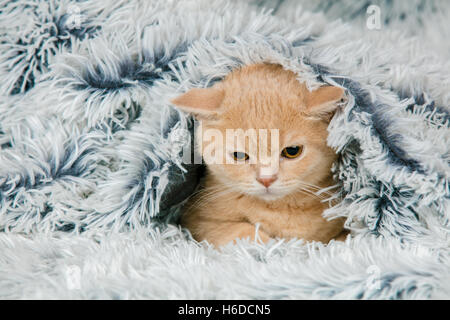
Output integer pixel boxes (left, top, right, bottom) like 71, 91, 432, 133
256, 176, 277, 188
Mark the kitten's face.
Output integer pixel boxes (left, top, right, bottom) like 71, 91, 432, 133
172, 64, 345, 201
200, 107, 337, 201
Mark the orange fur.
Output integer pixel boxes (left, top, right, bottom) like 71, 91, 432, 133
172, 64, 348, 247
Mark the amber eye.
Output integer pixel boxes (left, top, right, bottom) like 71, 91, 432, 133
281, 146, 303, 159
232, 152, 249, 161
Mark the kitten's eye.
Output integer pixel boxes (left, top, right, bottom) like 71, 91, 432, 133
281, 146, 303, 159
232, 152, 249, 161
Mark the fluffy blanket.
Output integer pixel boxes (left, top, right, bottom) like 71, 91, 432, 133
0, 0, 449, 299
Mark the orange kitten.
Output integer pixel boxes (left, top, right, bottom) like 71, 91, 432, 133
171, 64, 348, 247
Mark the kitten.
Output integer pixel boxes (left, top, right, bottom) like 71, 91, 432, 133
171, 63, 348, 247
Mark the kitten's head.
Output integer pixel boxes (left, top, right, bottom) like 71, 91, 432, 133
171, 64, 345, 201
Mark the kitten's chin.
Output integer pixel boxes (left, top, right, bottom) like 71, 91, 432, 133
249, 189, 288, 202
258, 194, 285, 202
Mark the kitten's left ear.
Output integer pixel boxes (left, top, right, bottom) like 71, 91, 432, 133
305, 86, 345, 121
171, 87, 225, 119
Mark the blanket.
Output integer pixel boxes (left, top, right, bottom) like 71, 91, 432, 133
0, 0, 449, 299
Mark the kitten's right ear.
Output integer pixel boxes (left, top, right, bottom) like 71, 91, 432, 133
171, 87, 225, 118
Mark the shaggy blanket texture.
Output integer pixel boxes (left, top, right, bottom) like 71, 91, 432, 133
0, 0, 449, 299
